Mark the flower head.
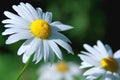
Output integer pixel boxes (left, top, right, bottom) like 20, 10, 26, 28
78, 40, 120, 80
2, 2, 73, 63
37, 61, 83, 80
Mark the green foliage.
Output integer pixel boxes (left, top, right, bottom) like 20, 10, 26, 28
0, 54, 39, 80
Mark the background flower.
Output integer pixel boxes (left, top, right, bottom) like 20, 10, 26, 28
78, 40, 120, 80
37, 61, 84, 80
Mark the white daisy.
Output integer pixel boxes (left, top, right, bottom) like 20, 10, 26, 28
37, 61, 83, 80
78, 40, 120, 80
2, 2, 73, 63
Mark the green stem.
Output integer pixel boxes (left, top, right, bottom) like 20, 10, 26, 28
16, 56, 32, 80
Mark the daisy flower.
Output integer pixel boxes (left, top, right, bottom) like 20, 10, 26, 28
2, 2, 73, 63
37, 61, 83, 80
78, 40, 120, 80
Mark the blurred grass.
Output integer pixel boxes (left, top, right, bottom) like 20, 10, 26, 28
0, 53, 39, 80
0, 54, 19, 80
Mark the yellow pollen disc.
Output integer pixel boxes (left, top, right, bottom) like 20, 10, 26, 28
30, 19, 51, 39
101, 57, 118, 72
56, 62, 69, 72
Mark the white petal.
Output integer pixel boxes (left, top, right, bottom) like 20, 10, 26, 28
22, 54, 31, 63
80, 51, 91, 56
53, 39, 73, 54
79, 54, 100, 66
2, 28, 29, 35
51, 21, 73, 31
42, 13, 46, 20
43, 40, 49, 62
19, 3, 35, 19
105, 44, 113, 57
84, 44, 100, 56
2, 19, 30, 29
32, 51, 38, 63
49, 47, 55, 63
33, 40, 43, 63
12, 5, 33, 22
25, 38, 40, 56
103, 71, 114, 80
4, 11, 19, 19
114, 50, 120, 59
48, 40, 63, 60
81, 51, 102, 61
3, 24, 29, 29
83, 44, 103, 61
50, 32, 71, 43
86, 75, 98, 80
44, 12, 52, 23
6, 32, 32, 44
3, 11, 29, 24
17, 38, 33, 55
85, 68, 105, 80
83, 67, 105, 76
4, 24, 16, 28
97, 40, 108, 57
19, 5, 35, 21
79, 62, 93, 68
25, 3, 39, 20
93, 45, 108, 58
51, 25, 61, 32
36, 8, 43, 19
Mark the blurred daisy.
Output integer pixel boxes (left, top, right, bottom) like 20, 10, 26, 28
2, 2, 73, 63
37, 61, 83, 80
78, 40, 120, 80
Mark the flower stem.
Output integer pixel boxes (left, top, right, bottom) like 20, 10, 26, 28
16, 56, 32, 80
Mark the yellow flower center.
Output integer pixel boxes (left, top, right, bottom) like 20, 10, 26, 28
56, 62, 69, 72
101, 57, 118, 72
30, 19, 51, 39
